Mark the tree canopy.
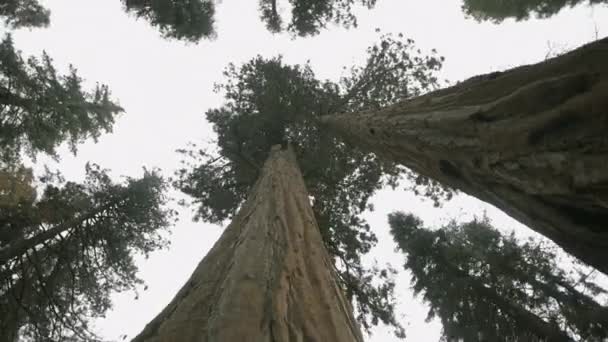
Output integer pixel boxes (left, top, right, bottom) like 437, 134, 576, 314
259, 0, 377, 36
0, 0, 50, 29
0, 34, 122, 163
1, 0, 386, 41
121, 0, 216, 42
461, 0, 607, 22
389, 212, 608, 341
174, 33, 444, 336
0, 164, 175, 341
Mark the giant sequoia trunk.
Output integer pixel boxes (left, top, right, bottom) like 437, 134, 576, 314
322, 37, 608, 273
132, 146, 363, 342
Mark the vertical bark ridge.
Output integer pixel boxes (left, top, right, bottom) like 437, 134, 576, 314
132, 145, 363, 342
321, 37, 608, 273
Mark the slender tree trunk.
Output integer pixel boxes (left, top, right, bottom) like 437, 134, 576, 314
468, 277, 572, 342
131, 145, 363, 342
0, 200, 119, 267
322, 37, 608, 273
0, 245, 74, 341
441, 259, 572, 341
0, 222, 71, 266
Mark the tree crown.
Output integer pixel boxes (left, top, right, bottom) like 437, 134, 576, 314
0, 35, 122, 163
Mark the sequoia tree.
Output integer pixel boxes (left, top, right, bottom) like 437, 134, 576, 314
175, 33, 443, 335
133, 146, 364, 342
322, 37, 608, 274
389, 212, 608, 341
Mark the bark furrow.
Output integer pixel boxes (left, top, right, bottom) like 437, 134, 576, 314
322, 37, 608, 273
132, 145, 363, 342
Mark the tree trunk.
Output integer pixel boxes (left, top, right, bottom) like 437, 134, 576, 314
0, 200, 120, 267
467, 275, 572, 342
321, 37, 608, 274
0, 222, 72, 266
131, 145, 363, 342
439, 256, 572, 341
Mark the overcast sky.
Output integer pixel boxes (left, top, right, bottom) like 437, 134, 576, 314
6, 0, 608, 340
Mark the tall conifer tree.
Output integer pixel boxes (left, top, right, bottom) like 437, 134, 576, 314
134, 146, 365, 342
322, 37, 608, 274
175, 33, 444, 336
389, 212, 608, 341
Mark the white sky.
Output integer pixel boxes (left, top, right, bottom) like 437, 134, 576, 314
5, 0, 608, 340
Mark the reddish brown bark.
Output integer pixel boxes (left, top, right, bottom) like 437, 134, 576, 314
322, 37, 608, 274
132, 146, 363, 342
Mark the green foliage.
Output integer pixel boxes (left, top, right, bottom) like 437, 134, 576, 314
405, 173, 455, 207
0, 35, 122, 163
0, 0, 381, 40
175, 33, 444, 337
0, 164, 35, 207
0, 0, 50, 29
121, 0, 381, 38
267, 0, 377, 37
0, 0, 215, 42
389, 212, 608, 341
0, 164, 175, 341
0, 7, 174, 340
461, 0, 607, 22
122, 0, 216, 42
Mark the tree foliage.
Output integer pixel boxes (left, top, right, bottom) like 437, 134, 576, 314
0, 10, 174, 341
1, 0, 385, 40
121, 0, 216, 42
461, 0, 607, 23
175, 33, 444, 337
0, 35, 122, 163
0, 165, 35, 207
0, 0, 215, 42
389, 212, 608, 341
259, 0, 377, 36
0, 164, 175, 341
0, 0, 50, 29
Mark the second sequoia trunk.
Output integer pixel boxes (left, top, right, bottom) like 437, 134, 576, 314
132, 145, 363, 342
322, 37, 608, 273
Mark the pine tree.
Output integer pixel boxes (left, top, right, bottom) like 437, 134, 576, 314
134, 146, 364, 342
0, 34, 122, 163
389, 212, 608, 341
174, 33, 443, 336
0, 164, 175, 341
0, 7, 174, 341
461, 0, 607, 23
322, 37, 608, 274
